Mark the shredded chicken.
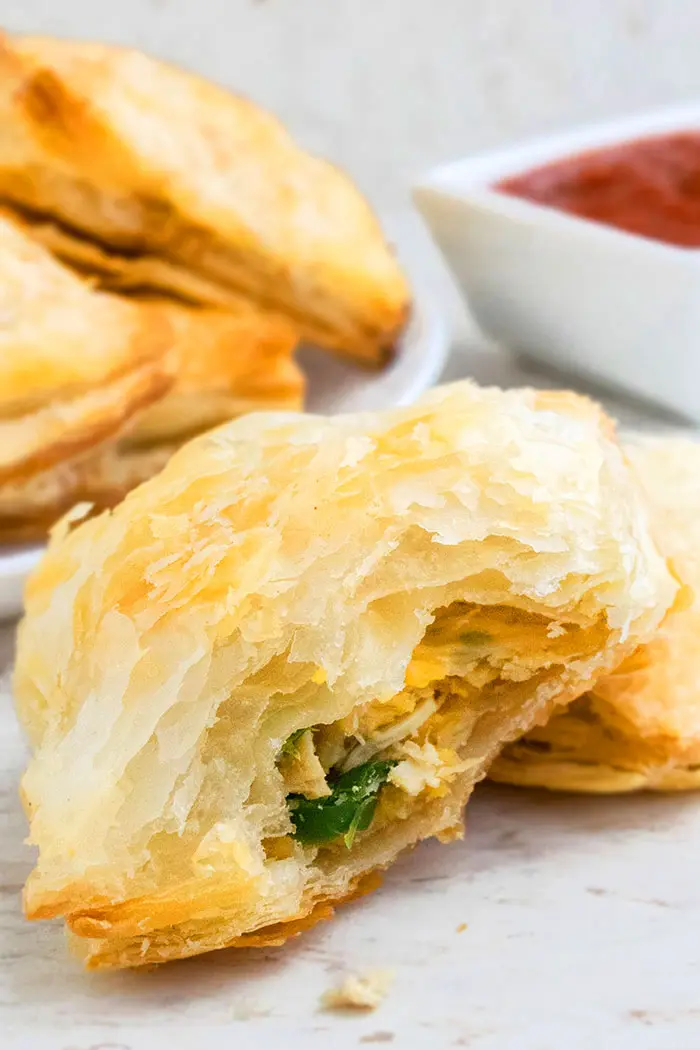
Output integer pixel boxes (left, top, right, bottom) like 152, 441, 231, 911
278, 731, 329, 798
340, 696, 438, 772
389, 740, 466, 796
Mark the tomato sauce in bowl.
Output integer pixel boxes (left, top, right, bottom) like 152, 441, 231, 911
497, 131, 700, 248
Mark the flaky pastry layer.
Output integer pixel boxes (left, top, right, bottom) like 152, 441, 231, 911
490, 437, 700, 793
14, 382, 674, 968
0, 211, 172, 485
125, 298, 303, 445
0, 272, 302, 536
0, 34, 410, 364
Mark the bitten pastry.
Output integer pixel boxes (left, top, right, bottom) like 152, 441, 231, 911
0, 33, 410, 365
491, 436, 700, 794
14, 382, 675, 969
0, 210, 171, 491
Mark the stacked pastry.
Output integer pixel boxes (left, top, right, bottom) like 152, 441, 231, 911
0, 213, 174, 540
2, 288, 303, 539
14, 382, 677, 968
0, 32, 410, 538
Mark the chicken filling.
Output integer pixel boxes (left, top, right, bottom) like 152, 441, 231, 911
275, 602, 607, 850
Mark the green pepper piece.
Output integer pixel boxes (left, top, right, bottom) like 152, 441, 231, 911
287, 759, 395, 847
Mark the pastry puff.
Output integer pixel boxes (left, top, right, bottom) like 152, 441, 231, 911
0, 443, 175, 543
0, 286, 302, 541
0, 210, 172, 488
13, 382, 675, 969
490, 437, 700, 794
124, 299, 304, 446
0, 34, 410, 365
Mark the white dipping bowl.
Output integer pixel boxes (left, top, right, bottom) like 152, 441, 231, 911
414, 104, 700, 421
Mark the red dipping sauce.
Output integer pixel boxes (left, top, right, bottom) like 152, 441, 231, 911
497, 131, 700, 248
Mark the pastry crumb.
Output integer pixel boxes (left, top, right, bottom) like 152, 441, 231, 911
321, 968, 394, 1010
456, 922, 468, 933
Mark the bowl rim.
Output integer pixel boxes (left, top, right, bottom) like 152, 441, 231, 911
413, 101, 700, 259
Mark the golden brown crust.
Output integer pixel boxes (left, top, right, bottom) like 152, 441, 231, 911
0, 294, 303, 535
0, 362, 172, 488
0, 33, 411, 364
0, 210, 170, 416
0, 312, 302, 539
490, 436, 700, 793
72, 870, 383, 970
125, 299, 304, 445
0, 443, 175, 541
14, 383, 675, 967
0, 212, 173, 485
5, 204, 309, 337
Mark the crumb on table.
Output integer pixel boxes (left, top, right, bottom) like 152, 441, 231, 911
321, 968, 395, 1011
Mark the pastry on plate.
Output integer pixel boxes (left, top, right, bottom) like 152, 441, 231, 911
14, 382, 674, 969
0, 210, 172, 490
0, 443, 174, 543
490, 436, 700, 793
0, 33, 410, 365
0, 298, 303, 541
124, 299, 303, 446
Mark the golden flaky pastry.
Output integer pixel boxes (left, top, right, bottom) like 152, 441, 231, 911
14, 382, 675, 969
491, 436, 700, 794
0, 211, 172, 487
0, 443, 175, 543
124, 300, 303, 446
0, 289, 302, 541
0, 34, 410, 365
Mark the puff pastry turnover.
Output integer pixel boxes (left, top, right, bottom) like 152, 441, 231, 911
14, 382, 675, 969
491, 437, 700, 794
0, 299, 302, 540
0, 34, 410, 364
124, 299, 303, 446
0, 299, 304, 540
0, 210, 172, 488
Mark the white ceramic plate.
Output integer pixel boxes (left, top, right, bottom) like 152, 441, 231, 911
0, 291, 450, 623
